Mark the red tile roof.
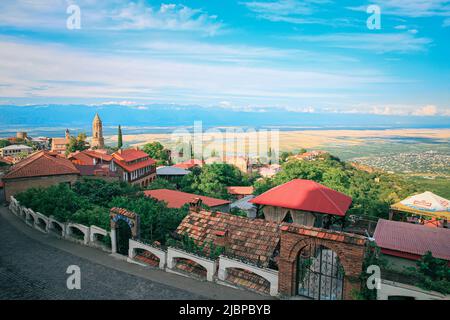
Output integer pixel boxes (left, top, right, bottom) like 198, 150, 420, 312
3, 151, 80, 180
114, 157, 156, 172
144, 189, 230, 209
112, 148, 156, 172
83, 150, 113, 162
374, 219, 450, 261
281, 222, 366, 246
112, 148, 149, 162
173, 159, 203, 169
176, 209, 280, 267
250, 179, 352, 217
74, 164, 118, 177
68, 151, 95, 166
227, 186, 254, 196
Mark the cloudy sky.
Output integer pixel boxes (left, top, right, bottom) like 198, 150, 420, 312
0, 0, 449, 116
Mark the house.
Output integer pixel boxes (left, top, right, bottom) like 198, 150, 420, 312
172, 159, 204, 170
156, 166, 191, 181
374, 219, 450, 300
175, 203, 366, 299
2, 151, 80, 201
374, 219, 450, 270
288, 150, 328, 161
111, 148, 156, 187
0, 144, 33, 157
51, 129, 71, 154
258, 164, 281, 178
144, 189, 230, 212
74, 164, 119, 181
68, 150, 113, 166
226, 186, 254, 200
176, 207, 280, 294
250, 179, 352, 228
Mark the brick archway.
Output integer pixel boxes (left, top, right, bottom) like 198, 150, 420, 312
278, 224, 366, 300
110, 207, 140, 254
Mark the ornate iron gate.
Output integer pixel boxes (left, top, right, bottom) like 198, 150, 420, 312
296, 242, 344, 300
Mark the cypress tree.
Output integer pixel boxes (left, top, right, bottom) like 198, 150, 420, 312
117, 125, 123, 149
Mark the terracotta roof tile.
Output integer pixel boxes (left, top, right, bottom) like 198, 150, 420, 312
227, 186, 254, 195
176, 210, 280, 267
3, 151, 79, 180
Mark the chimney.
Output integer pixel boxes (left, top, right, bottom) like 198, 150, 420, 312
214, 229, 230, 248
189, 198, 202, 212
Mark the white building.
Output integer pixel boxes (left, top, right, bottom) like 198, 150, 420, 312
0, 144, 33, 157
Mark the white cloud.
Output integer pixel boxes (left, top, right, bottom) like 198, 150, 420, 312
291, 32, 432, 53
412, 104, 439, 116
349, 1, 450, 18
0, 39, 391, 107
241, 0, 338, 25
109, 2, 222, 35
0, 0, 222, 34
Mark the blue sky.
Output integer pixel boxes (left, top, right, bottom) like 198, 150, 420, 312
0, 0, 449, 116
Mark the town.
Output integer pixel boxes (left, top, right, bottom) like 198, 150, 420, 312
0, 113, 448, 301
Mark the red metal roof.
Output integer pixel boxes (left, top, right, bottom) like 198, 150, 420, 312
374, 219, 450, 261
3, 151, 80, 180
227, 186, 254, 195
250, 179, 352, 216
144, 189, 230, 208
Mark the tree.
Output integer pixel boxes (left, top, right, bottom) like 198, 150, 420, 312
65, 132, 89, 155
142, 142, 169, 163
406, 251, 450, 294
0, 139, 11, 148
182, 163, 251, 199
117, 125, 123, 149
146, 178, 177, 190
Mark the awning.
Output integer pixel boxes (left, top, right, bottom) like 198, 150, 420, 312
390, 191, 450, 220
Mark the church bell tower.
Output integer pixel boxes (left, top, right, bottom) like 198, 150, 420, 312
91, 113, 105, 149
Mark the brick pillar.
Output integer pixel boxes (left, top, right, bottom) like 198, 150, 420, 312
278, 257, 296, 296
343, 276, 361, 300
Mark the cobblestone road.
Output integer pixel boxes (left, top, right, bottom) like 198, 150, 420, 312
0, 211, 205, 300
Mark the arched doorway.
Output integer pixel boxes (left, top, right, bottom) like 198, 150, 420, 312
110, 207, 140, 255
116, 219, 132, 255
296, 243, 344, 300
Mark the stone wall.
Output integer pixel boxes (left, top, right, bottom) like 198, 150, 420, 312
4, 174, 79, 200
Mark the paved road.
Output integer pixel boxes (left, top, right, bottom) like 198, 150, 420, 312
0, 206, 268, 300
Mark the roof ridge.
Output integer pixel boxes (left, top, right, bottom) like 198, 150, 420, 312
315, 182, 348, 215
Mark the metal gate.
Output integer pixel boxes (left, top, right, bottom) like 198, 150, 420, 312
296, 242, 345, 300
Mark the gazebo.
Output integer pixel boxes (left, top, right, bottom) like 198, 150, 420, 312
389, 191, 450, 227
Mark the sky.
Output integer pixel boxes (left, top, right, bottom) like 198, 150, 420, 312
0, 0, 449, 117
